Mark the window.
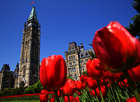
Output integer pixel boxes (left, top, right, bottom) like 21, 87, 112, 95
73, 61, 76, 65
69, 55, 75, 60
72, 68, 76, 72
72, 56, 75, 60
85, 59, 88, 62
69, 56, 72, 60
80, 54, 83, 57
74, 74, 77, 80
86, 53, 88, 56
69, 62, 72, 66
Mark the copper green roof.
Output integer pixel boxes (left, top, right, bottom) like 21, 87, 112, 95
28, 7, 38, 22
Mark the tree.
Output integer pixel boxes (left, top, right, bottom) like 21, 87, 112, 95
127, 0, 140, 39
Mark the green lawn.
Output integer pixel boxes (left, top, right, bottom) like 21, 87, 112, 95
0, 96, 40, 102
0, 100, 39, 102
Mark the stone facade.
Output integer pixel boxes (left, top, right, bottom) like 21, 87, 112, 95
0, 64, 15, 90
15, 7, 40, 88
65, 42, 94, 80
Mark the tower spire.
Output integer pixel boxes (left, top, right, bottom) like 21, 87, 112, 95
16, 6, 40, 88
28, 7, 38, 22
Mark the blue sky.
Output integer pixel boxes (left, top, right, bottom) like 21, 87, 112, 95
0, 0, 137, 71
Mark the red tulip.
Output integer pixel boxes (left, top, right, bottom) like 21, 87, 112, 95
93, 21, 137, 72
70, 96, 80, 102
128, 65, 140, 81
40, 55, 67, 90
80, 75, 88, 82
89, 90, 96, 96
57, 89, 62, 97
64, 96, 69, 102
136, 39, 140, 64
69, 96, 75, 102
40, 94, 48, 102
49, 95, 55, 102
96, 86, 106, 98
100, 80, 104, 85
48, 91, 55, 94
50, 98, 55, 102
87, 77, 98, 89
41, 89, 49, 94
119, 79, 129, 88
103, 71, 123, 81
39, 89, 48, 102
86, 58, 104, 80
62, 79, 76, 96
64, 95, 80, 102
75, 80, 83, 90
126, 97, 137, 102
80, 75, 88, 88
75, 90, 82, 96
74, 96, 80, 102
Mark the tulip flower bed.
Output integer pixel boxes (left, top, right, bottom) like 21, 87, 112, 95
37, 75, 139, 102
0, 94, 39, 102
38, 21, 140, 102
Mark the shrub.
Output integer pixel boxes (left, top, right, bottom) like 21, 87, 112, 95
0, 88, 24, 96
24, 81, 43, 94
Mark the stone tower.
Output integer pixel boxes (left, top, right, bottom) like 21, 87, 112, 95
16, 7, 40, 87
65, 42, 81, 80
65, 42, 93, 80
0, 64, 15, 90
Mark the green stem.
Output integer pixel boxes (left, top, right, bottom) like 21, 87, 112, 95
85, 88, 93, 101
108, 81, 117, 102
94, 89, 100, 102
97, 80, 104, 102
115, 88, 121, 102
103, 80, 113, 101
55, 90, 60, 102
114, 82, 121, 102
124, 71, 140, 102
134, 89, 140, 102
68, 96, 70, 102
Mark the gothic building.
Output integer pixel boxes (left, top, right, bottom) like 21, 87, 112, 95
0, 64, 15, 90
65, 42, 94, 80
0, 7, 93, 89
15, 7, 40, 88
0, 7, 40, 89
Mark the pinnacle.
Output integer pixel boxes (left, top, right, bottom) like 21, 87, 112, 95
28, 7, 38, 22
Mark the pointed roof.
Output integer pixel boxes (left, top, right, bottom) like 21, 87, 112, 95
28, 7, 38, 22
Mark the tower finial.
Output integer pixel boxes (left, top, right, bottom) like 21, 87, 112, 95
31, 1, 35, 6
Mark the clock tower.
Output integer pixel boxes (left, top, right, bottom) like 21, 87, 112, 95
16, 7, 40, 87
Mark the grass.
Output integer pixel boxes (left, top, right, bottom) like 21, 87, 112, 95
0, 95, 40, 102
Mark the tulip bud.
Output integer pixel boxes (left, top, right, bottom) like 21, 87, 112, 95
126, 97, 137, 102
62, 79, 76, 96
93, 21, 137, 72
40, 55, 67, 90
64, 96, 69, 102
80, 75, 88, 88
96, 86, 106, 98
86, 58, 104, 80
75, 80, 83, 90
39, 89, 48, 102
87, 77, 98, 89
128, 65, 140, 81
